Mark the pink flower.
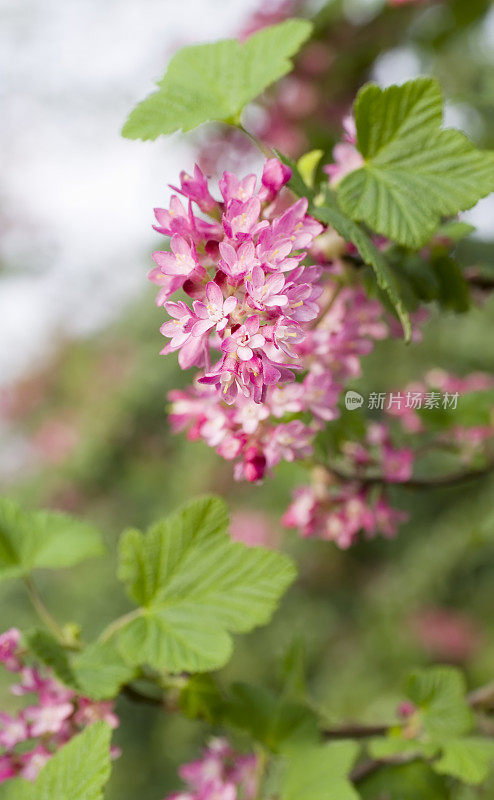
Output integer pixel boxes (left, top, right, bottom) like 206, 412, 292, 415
259, 157, 292, 201
0, 629, 21, 672
303, 372, 340, 421
0, 712, 29, 749
148, 267, 187, 307
221, 316, 266, 362
171, 165, 218, 214
265, 421, 313, 466
324, 115, 364, 186
246, 266, 287, 309
73, 698, 119, 730
160, 301, 194, 350
219, 172, 257, 203
373, 496, 408, 538
411, 608, 481, 663
273, 317, 305, 357
192, 283, 237, 335
218, 240, 257, 281
223, 197, 263, 240
164, 739, 258, 800
153, 235, 199, 277
381, 445, 414, 482
19, 746, 52, 782
24, 701, 74, 737
0, 755, 16, 785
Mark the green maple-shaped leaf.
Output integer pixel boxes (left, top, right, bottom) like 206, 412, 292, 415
113, 496, 296, 672
281, 741, 360, 800
433, 737, 494, 785
0, 498, 105, 583
122, 19, 312, 140
405, 665, 473, 738
337, 78, 494, 248
0, 723, 112, 800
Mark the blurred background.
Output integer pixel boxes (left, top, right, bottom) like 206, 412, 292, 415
1, 0, 494, 798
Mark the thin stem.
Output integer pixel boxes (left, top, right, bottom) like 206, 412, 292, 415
469, 681, 494, 711
327, 462, 494, 490
323, 722, 390, 739
229, 121, 277, 160
23, 577, 68, 644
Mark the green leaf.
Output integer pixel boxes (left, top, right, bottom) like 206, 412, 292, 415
114, 496, 296, 672
73, 640, 137, 700
433, 737, 494, 785
122, 20, 312, 139
359, 762, 451, 800
297, 150, 323, 189
25, 629, 136, 700
405, 666, 473, 738
0, 723, 112, 800
0, 499, 105, 583
312, 192, 412, 340
281, 742, 360, 800
118, 495, 229, 606
224, 682, 319, 752
337, 78, 494, 248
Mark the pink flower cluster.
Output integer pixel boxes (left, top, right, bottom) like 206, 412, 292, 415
168, 276, 388, 482
0, 629, 119, 784
164, 738, 258, 800
283, 421, 412, 547
151, 159, 323, 401
151, 163, 390, 481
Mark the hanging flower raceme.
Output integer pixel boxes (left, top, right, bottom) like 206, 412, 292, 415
152, 161, 390, 482
282, 421, 412, 548
0, 630, 119, 784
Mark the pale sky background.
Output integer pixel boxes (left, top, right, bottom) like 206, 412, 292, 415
0, 0, 493, 386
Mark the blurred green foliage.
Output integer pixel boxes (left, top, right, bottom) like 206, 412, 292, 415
1, 1, 494, 798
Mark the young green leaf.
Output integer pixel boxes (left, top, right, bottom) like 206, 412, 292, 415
0, 498, 105, 584
405, 665, 473, 737
281, 742, 360, 800
114, 496, 296, 672
337, 78, 494, 248
122, 19, 312, 140
433, 737, 494, 785
0, 723, 112, 800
